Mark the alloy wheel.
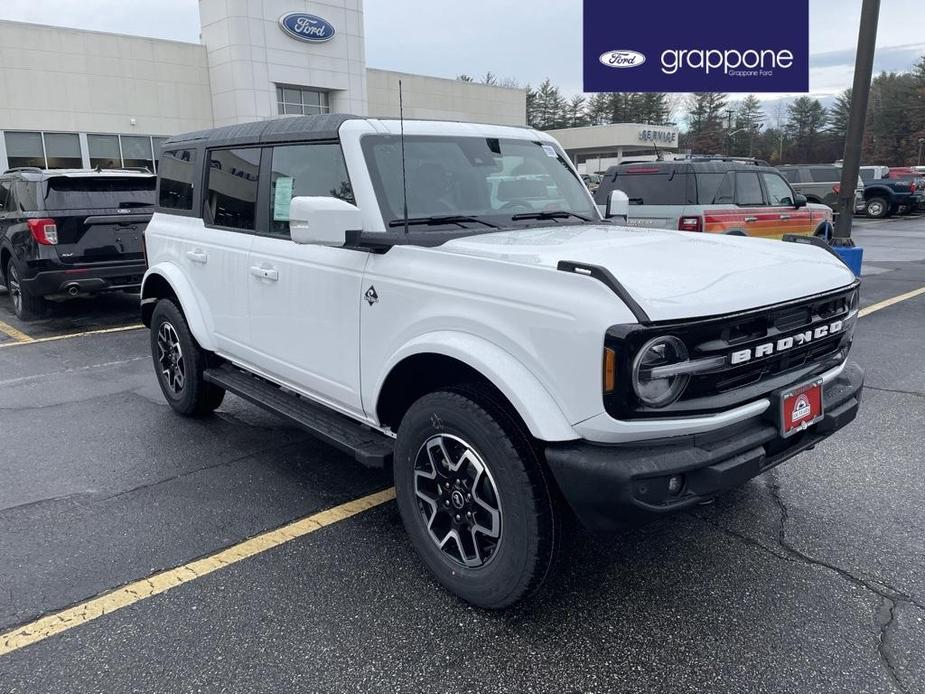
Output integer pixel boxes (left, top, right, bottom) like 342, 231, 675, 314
868, 201, 884, 217
156, 321, 186, 394
7, 264, 22, 316
413, 434, 502, 568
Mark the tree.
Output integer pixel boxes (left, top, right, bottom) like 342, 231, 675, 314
863, 72, 921, 164
785, 96, 828, 162
528, 79, 566, 130
828, 88, 852, 140
482, 72, 497, 86
585, 93, 610, 125
636, 93, 670, 124
686, 92, 728, 153
564, 94, 588, 128
457, 74, 474, 82
731, 94, 764, 156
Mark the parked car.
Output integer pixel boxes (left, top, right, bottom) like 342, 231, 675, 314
581, 173, 602, 192
860, 175, 916, 218
776, 164, 866, 215
141, 115, 863, 608
886, 167, 924, 211
0, 168, 155, 320
593, 158, 834, 239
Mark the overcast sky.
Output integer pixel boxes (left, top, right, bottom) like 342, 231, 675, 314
1, 0, 923, 101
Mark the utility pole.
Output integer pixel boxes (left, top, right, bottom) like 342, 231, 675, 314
834, 0, 881, 246
918, 137, 925, 166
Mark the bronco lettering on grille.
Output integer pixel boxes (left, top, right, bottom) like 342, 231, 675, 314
729, 319, 845, 365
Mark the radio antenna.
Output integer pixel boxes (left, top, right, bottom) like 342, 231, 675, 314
399, 79, 409, 235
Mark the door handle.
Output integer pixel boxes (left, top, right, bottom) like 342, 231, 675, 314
249, 265, 279, 281
779, 214, 791, 220
744, 215, 759, 223
186, 249, 208, 264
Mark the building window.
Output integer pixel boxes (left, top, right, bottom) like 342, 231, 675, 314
205, 148, 261, 230
4, 132, 46, 169
121, 136, 154, 171
158, 149, 197, 211
43, 133, 82, 169
88, 134, 122, 170
276, 86, 330, 116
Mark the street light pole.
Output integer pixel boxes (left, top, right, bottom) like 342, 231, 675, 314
834, 0, 881, 246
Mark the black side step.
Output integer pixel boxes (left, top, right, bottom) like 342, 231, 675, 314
204, 364, 394, 468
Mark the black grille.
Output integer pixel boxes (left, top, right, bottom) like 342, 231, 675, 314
605, 283, 859, 418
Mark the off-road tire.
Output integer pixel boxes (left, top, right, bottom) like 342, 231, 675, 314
394, 388, 560, 609
149, 299, 225, 416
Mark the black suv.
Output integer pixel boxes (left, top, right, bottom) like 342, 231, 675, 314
0, 168, 155, 319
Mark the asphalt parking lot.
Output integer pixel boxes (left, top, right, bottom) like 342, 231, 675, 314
0, 216, 924, 693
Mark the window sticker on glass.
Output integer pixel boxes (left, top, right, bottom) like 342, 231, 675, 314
541, 144, 558, 158
273, 177, 294, 221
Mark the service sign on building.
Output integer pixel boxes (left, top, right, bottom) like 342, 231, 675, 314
583, 0, 809, 93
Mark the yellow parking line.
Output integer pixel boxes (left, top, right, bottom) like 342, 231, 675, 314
859, 286, 925, 318
0, 323, 143, 349
0, 320, 34, 344
0, 487, 395, 657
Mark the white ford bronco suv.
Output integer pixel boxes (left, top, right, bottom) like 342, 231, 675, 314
141, 115, 863, 608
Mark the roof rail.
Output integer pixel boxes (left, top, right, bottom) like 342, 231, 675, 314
686, 155, 771, 167
3, 166, 44, 174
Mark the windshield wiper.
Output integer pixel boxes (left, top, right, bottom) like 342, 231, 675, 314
509, 210, 592, 222
388, 215, 500, 229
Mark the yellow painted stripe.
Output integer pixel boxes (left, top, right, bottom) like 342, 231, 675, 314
0, 324, 142, 349
0, 320, 34, 343
859, 286, 925, 318
0, 487, 395, 657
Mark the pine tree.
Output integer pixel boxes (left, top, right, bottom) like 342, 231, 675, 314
785, 96, 828, 162
565, 95, 588, 128
686, 93, 729, 153
585, 93, 610, 125
828, 89, 852, 139
457, 74, 474, 82
731, 95, 764, 156
529, 79, 566, 130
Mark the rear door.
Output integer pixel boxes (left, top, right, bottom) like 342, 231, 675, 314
42, 176, 155, 264
760, 171, 814, 238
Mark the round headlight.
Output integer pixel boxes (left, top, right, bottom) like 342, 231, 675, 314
632, 335, 690, 407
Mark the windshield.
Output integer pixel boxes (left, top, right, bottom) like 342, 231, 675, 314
361, 135, 598, 229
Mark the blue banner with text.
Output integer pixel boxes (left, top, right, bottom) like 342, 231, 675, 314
583, 0, 809, 93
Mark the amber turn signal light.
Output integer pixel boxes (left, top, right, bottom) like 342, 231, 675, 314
603, 348, 616, 393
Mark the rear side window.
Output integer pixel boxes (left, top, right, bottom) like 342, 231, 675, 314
0, 181, 10, 211
779, 168, 799, 183
43, 177, 156, 210
735, 172, 764, 205
859, 169, 874, 182
695, 172, 735, 204
269, 143, 354, 236
611, 169, 694, 205
158, 149, 197, 210
808, 167, 839, 182
205, 148, 261, 230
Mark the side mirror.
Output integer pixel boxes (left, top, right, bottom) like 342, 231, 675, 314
793, 193, 807, 209
607, 189, 630, 220
289, 196, 362, 246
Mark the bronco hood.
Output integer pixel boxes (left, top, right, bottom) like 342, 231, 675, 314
438, 225, 857, 322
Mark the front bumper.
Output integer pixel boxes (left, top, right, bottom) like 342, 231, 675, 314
21, 261, 146, 297
545, 362, 864, 533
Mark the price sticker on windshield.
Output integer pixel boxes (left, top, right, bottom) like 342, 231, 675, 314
541, 144, 558, 158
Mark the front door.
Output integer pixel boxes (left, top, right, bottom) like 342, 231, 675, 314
760, 171, 814, 238
244, 142, 368, 415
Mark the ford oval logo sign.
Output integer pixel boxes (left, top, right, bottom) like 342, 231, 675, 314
279, 13, 335, 43
599, 50, 646, 69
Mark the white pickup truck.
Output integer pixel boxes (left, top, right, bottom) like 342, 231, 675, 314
141, 115, 863, 608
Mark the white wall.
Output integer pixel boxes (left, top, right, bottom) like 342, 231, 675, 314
367, 69, 526, 126
0, 20, 213, 135
199, 0, 367, 127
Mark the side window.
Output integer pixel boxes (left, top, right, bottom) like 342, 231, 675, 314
735, 172, 764, 206
713, 172, 735, 204
0, 181, 10, 212
268, 143, 354, 236
205, 148, 261, 230
695, 172, 734, 204
158, 149, 197, 210
859, 169, 873, 182
761, 173, 795, 206
809, 167, 838, 183
779, 168, 799, 183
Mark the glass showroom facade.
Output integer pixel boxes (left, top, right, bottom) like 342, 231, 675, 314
3, 131, 167, 172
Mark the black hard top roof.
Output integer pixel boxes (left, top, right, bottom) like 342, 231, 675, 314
605, 159, 776, 176
162, 114, 363, 149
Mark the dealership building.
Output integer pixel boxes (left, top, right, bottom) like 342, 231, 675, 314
0, 1, 676, 172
